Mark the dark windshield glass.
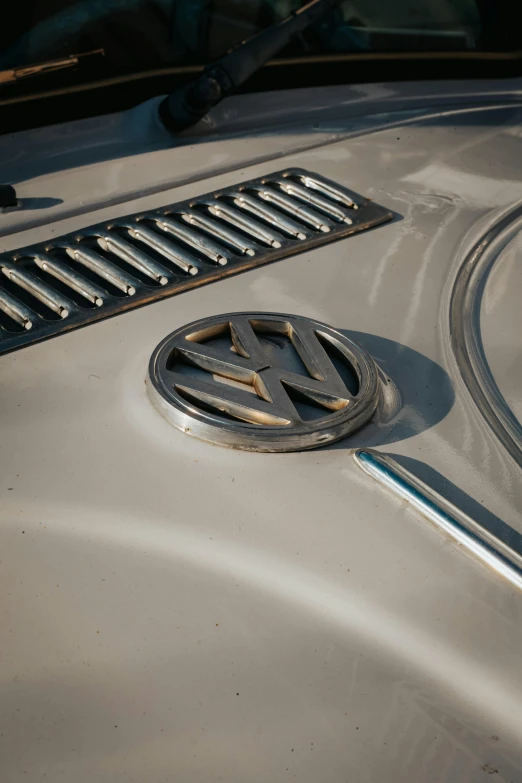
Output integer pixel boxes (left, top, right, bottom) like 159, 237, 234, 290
0, 0, 488, 76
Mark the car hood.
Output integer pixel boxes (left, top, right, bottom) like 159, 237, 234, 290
1, 80, 522, 783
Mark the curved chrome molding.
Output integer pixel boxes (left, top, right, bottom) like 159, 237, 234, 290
449, 204, 522, 467
354, 449, 522, 591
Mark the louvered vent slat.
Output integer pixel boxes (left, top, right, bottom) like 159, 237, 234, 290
250, 185, 333, 232
180, 210, 258, 256
269, 177, 354, 223
0, 288, 37, 331
228, 192, 309, 240
66, 246, 138, 295
32, 254, 105, 307
149, 216, 230, 266
0, 168, 392, 355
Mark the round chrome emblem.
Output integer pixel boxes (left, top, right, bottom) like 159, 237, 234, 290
148, 312, 379, 452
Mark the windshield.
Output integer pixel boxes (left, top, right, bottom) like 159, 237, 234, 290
0, 1, 493, 76
0, 0, 518, 134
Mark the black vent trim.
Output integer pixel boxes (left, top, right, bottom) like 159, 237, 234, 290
0, 169, 392, 355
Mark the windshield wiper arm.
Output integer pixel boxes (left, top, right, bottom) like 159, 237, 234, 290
0, 49, 104, 86
159, 0, 338, 134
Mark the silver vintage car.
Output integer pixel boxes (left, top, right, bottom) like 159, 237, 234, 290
0, 1, 521, 781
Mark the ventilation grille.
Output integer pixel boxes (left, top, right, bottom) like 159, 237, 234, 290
0, 168, 392, 355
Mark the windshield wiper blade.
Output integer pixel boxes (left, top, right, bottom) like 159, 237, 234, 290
0, 49, 104, 87
159, 0, 338, 134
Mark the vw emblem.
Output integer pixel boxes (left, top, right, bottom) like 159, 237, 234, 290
148, 312, 380, 452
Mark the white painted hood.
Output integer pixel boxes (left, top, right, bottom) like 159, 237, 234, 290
1, 80, 522, 782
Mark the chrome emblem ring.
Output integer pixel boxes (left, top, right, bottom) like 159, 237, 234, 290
148, 312, 380, 452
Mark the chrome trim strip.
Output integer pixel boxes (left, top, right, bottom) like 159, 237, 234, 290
354, 449, 522, 591
449, 205, 522, 467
